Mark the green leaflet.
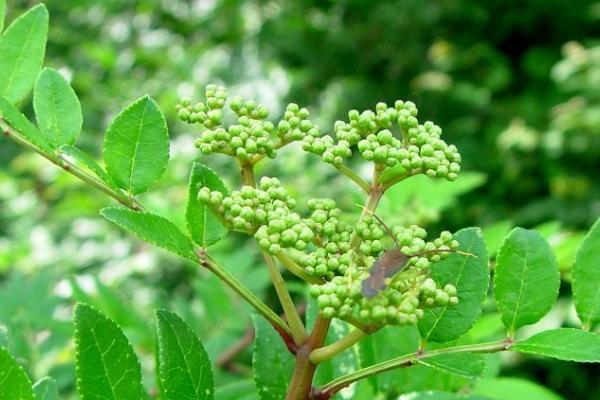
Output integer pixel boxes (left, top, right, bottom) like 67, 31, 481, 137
472, 377, 564, 400
186, 162, 228, 247
0, 96, 52, 152
155, 310, 214, 400
103, 96, 169, 195
32, 377, 59, 400
74, 303, 143, 400
572, 217, 600, 329
0, 4, 48, 104
0, 347, 35, 400
59, 144, 113, 185
415, 352, 487, 379
494, 228, 560, 333
512, 328, 600, 363
101, 207, 197, 262
418, 227, 490, 343
34, 68, 82, 148
252, 314, 294, 400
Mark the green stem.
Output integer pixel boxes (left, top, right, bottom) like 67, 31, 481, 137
286, 316, 331, 400
309, 329, 366, 364
238, 158, 256, 187
349, 164, 384, 249
251, 138, 292, 165
318, 339, 514, 398
277, 251, 323, 284
263, 252, 308, 344
380, 167, 422, 192
203, 254, 291, 338
1, 119, 139, 209
237, 160, 307, 344
335, 164, 370, 193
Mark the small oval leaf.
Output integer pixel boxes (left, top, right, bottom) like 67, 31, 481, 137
103, 96, 169, 194
33, 377, 59, 400
74, 303, 143, 400
101, 207, 197, 261
512, 328, 600, 363
0, 347, 35, 400
252, 314, 294, 400
0, 4, 48, 104
494, 228, 560, 333
155, 310, 214, 400
0, 95, 52, 152
572, 217, 600, 330
418, 227, 490, 343
186, 162, 228, 247
34, 68, 82, 148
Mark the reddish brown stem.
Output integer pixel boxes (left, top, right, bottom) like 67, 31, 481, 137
286, 316, 331, 400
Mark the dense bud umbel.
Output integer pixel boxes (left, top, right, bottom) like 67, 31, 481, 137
184, 84, 464, 330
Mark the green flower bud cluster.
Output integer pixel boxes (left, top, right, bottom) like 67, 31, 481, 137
176, 84, 227, 128
177, 84, 277, 160
296, 199, 353, 279
198, 177, 296, 234
299, 99, 461, 180
178, 85, 328, 161
255, 213, 314, 255
392, 226, 459, 269
402, 121, 461, 180
277, 103, 321, 142
354, 216, 387, 256
309, 227, 460, 328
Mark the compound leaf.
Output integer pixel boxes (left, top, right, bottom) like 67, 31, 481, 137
0, 4, 48, 104
34, 68, 82, 148
572, 217, 600, 329
101, 207, 197, 262
103, 96, 169, 195
512, 328, 600, 363
32, 377, 59, 400
155, 310, 214, 400
418, 227, 490, 343
494, 228, 560, 333
0, 347, 34, 400
74, 303, 143, 400
186, 162, 228, 247
252, 315, 294, 400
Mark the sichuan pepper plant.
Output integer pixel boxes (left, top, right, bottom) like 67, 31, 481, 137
2, 4, 600, 400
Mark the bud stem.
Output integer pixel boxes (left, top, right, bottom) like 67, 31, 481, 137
309, 328, 366, 364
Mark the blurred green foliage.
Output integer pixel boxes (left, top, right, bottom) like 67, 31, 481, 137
2, 0, 600, 399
